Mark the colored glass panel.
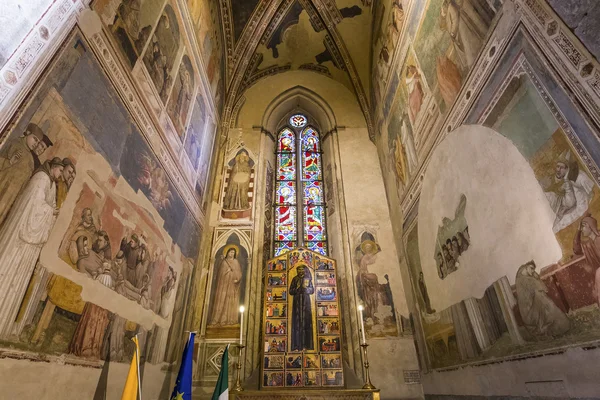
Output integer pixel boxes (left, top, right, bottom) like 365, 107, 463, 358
289, 114, 307, 128
277, 153, 296, 181
302, 152, 322, 181
276, 206, 297, 241
301, 127, 320, 152
304, 205, 326, 241
274, 241, 295, 256
306, 241, 326, 255
278, 128, 295, 152
276, 181, 296, 204
303, 181, 323, 205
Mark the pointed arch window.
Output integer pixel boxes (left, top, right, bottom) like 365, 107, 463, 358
274, 115, 328, 256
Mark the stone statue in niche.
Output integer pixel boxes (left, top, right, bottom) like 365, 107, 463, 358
434, 194, 470, 279
222, 149, 254, 219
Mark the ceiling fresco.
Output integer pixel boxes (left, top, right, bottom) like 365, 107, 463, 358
217, 0, 375, 133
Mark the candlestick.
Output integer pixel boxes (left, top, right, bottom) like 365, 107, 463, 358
360, 343, 376, 390
358, 305, 366, 344
239, 305, 245, 345
233, 344, 246, 392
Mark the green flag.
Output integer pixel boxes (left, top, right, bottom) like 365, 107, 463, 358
211, 345, 229, 400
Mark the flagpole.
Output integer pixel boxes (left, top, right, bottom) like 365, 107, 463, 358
135, 334, 142, 400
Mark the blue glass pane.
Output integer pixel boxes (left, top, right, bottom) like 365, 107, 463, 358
303, 181, 323, 205
302, 152, 322, 181
304, 205, 326, 241
276, 206, 297, 241
278, 153, 296, 181
274, 241, 295, 256
278, 128, 295, 152
276, 181, 296, 204
306, 241, 327, 255
301, 127, 319, 152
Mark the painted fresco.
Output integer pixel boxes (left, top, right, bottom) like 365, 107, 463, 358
187, 0, 223, 99
434, 194, 470, 280
403, 30, 600, 370
231, 0, 261, 42
371, 0, 406, 108
221, 148, 255, 219
183, 95, 207, 171
205, 233, 249, 339
143, 4, 181, 102
248, 0, 366, 92
412, 0, 494, 113
354, 231, 399, 338
167, 55, 195, 139
0, 31, 200, 368
377, 0, 497, 201
96, 0, 165, 68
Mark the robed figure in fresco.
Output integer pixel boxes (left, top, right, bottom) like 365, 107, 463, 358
515, 261, 570, 337
209, 246, 243, 326
289, 265, 314, 351
223, 149, 253, 211
0, 157, 63, 337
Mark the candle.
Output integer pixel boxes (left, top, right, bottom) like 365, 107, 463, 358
239, 306, 245, 345
358, 305, 366, 344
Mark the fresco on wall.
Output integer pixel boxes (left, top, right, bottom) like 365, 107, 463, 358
376, 0, 497, 204
96, 0, 164, 68
403, 31, 600, 370
387, 95, 417, 190
372, 0, 406, 109
222, 149, 255, 219
434, 194, 470, 280
187, 0, 223, 101
184, 95, 207, 171
412, 0, 494, 113
354, 232, 399, 337
0, 32, 200, 368
264, 162, 274, 264
206, 233, 249, 338
167, 55, 195, 139
231, 0, 261, 42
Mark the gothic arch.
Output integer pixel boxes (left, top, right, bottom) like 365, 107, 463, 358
261, 86, 337, 136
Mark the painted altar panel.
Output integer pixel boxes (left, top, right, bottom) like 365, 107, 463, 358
262, 248, 343, 388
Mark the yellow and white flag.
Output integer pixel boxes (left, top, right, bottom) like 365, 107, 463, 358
121, 336, 142, 400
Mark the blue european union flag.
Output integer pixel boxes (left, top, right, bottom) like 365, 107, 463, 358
170, 332, 196, 400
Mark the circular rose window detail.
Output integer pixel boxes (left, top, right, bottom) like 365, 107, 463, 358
289, 114, 307, 128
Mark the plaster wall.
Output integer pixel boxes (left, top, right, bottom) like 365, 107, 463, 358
421, 345, 600, 398
0, 356, 172, 399
418, 125, 562, 310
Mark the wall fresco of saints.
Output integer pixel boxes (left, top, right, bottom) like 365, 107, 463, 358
262, 248, 343, 388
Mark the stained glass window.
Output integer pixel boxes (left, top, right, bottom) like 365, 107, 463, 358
274, 115, 328, 256
289, 114, 307, 128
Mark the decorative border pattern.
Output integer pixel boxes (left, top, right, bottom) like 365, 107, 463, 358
0, 0, 87, 129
